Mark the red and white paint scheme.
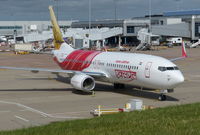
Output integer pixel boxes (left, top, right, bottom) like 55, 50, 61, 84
0, 6, 187, 101
53, 44, 185, 93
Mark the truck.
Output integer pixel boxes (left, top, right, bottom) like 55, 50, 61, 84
167, 37, 182, 44
14, 44, 33, 54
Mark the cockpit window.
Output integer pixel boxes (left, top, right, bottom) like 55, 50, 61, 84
158, 66, 179, 72
174, 67, 179, 70
166, 67, 174, 70
158, 67, 166, 71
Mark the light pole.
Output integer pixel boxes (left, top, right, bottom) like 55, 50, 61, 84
149, 0, 152, 46
113, 0, 117, 27
149, 0, 152, 33
89, 0, 91, 32
175, 0, 181, 11
114, 0, 117, 21
53, 0, 59, 21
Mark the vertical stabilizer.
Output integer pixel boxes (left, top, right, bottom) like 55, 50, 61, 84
182, 41, 187, 58
49, 6, 64, 50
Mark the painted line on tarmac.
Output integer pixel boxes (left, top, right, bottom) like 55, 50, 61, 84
15, 115, 29, 122
49, 115, 84, 119
0, 110, 11, 113
19, 109, 28, 112
16, 103, 49, 117
52, 111, 89, 115
0, 100, 49, 117
0, 100, 84, 119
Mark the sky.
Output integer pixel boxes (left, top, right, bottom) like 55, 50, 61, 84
0, 0, 200, 21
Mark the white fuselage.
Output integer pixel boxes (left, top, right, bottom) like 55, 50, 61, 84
53, 44, 184, 90
84, 52, 184, 89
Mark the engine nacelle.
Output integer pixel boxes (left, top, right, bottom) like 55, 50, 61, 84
70, 74, 95, 92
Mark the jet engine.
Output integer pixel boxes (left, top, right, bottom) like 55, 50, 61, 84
70, 74, 95, 92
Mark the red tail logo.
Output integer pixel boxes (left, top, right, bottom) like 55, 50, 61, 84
54, 50, 102, 71
182, 41, 187, 58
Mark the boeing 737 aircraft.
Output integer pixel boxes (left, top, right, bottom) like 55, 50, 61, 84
0, 6, 187, 101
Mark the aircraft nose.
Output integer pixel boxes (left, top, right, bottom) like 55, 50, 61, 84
176, 74, 184, 84
173, 72, 184, 85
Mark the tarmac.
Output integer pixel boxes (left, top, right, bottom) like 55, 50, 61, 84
0, 46, 200, 130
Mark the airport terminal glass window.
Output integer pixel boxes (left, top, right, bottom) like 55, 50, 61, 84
0, 26, 22, 30
160, 20, 164, 25
127, 26, 135, 33
151, 20, 159, 25
195, 23, 200, 37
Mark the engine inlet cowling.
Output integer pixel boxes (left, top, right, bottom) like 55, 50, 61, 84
70, 74, 95, 91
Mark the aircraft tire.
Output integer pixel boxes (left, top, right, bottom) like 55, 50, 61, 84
158, 94, 167, 101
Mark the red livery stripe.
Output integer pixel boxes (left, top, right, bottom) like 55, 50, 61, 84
54, 50, 101, 71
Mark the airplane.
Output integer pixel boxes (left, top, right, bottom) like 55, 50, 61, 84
0, 36, 7, 42
0, 6, 187, 101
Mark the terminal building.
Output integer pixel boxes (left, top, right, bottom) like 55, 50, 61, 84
0, 21, 73, 36
151, 10, 200, 40
71, 10, 200, 41
0, 10, 200, 45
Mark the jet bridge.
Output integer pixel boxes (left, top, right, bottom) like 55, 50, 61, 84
17, 27, 123, 49
66, 27, 123, 48
89, 27, 123, 40
136, 28, 160, 51
188, 39, 200, 48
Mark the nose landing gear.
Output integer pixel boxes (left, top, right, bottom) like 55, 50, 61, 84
158, 89, 173, 101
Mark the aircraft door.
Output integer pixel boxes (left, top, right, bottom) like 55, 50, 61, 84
145, 62, 152, 78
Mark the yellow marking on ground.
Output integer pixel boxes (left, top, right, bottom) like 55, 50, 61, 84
0, 52, 15, 56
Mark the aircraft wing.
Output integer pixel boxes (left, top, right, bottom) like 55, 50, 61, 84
170, 57, 186, 62
0, 66, 107, 77
170, 41, 187, 62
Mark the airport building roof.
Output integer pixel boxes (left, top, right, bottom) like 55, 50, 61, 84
164, 10, 200, 17
71, 20, 124, 28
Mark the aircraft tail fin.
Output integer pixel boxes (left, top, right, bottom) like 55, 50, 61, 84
182, 41, 187, 58
170, 41, 188, 61
49, 6, 64, 50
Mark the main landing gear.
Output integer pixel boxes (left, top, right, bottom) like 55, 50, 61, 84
114, 83, 125, 89
158, 94, 167, 101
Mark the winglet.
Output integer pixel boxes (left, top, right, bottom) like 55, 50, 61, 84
182, 41, 187, 58
49, 6, 64, 50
